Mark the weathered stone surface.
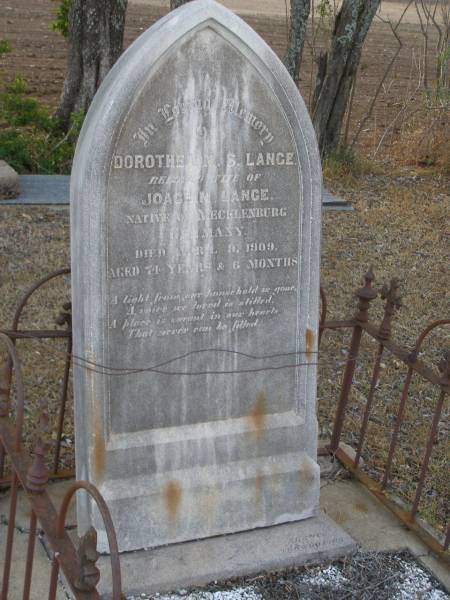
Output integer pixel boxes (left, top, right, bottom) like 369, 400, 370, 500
0, 160, 20, 200
96, 513, 356, 597
71, 0, 322, 553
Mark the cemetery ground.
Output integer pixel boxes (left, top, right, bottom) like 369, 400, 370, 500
1, 168, 449, 577
0, 0, 449, 597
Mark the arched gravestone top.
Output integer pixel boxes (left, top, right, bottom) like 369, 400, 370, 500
71, 0, 322, 552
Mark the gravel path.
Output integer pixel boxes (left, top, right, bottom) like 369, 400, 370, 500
126, 551, 449, 599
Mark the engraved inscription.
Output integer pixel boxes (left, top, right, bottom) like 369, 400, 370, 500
104, 27, 305, 433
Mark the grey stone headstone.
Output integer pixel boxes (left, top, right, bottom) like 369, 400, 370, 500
71, 0, 322, 553
0, 160, 20, 200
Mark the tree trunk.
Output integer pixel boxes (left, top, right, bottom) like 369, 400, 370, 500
170, 0, 194, 8
283, 0, 311, 85
55, 0, 128, 130
312, 0, 380, 156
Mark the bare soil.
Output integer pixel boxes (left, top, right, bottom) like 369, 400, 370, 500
131, 0, 427, 23
0, 0, 443, 158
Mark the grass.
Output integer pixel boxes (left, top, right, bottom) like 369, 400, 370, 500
322, 146, 383, 184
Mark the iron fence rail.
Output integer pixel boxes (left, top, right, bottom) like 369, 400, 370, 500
0, 332, 122, 599
0, 265, 448, 599
319, 268, 449, 562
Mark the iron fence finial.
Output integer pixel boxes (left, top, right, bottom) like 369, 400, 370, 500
75, 526, 101, 591
355, 266, 378, 323
379, 278, 402, 340
55, 302, 72, 328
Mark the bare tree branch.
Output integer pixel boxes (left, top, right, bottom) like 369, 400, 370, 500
351, 0, 414, 148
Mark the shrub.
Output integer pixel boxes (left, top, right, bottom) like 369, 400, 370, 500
51, 0, 70, 39
0, 76, 83, 174
0, 39, 12, 56
0, 77, 52, 130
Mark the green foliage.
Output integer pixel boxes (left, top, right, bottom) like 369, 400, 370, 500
317, 0, 332, 20
1, 77, 52, 130
0, 39, 12, 56
51, 0, 70, 39
0, 76, 84, 174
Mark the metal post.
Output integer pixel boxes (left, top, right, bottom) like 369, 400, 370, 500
355, 279, 401, 467
22, 511, 38, 600
410, 352, 449, 519
329, 267, 377, 452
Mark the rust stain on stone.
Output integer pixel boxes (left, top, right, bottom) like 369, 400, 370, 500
354, 501, 369, 513
306, 328, 315, 359
249, 392, 266, 440
165, 480, 182, 522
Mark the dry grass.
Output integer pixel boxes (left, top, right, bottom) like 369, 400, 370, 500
317, 169, 449, 535
0, 167, 449, 533
385, 110, 450, 173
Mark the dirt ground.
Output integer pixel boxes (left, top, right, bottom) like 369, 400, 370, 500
132, 0, 427, 23
0, 0, 443, 157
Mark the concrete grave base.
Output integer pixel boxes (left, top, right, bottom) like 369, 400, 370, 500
97, 512, 356, 598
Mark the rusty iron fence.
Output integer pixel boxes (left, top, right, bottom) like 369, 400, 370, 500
0, 266, 448, 597
319, 267, 449, 564
0, 321, 122, 596
0, 268, 73, 485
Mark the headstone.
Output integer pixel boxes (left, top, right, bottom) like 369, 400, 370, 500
71, 0, 322, 554
0, 160, 20, 200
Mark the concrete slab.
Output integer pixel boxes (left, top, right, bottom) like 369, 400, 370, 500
0, 517, 67, 599
321, 478, 450, 592
96, 511, 356, 598
0, 480, 77, 531
4, 462, 447, 597
323, 189, 353, 211
0, 175, 351, 210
